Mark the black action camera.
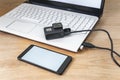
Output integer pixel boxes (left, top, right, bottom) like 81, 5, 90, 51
44, 23, 71, 40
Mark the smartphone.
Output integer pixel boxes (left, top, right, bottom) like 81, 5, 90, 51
17, 45, 72, 75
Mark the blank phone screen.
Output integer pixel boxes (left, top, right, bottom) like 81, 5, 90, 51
21, 46, 68, 72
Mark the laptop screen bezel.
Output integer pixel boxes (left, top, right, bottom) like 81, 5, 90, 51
28, 0, 105, 17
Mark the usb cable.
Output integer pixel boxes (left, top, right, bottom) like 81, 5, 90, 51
71, 29, 120, 67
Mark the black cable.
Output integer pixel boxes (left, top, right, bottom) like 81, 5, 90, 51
71, 29, 120, 67
82, 42, 120, 67
82, 42, 120, 57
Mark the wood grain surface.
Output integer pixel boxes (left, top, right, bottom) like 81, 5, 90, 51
0, 0, 120, 80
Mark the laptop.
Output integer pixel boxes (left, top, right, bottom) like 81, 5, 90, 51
0, 0, 105, 52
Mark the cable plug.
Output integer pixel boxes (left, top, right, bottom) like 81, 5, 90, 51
64, 28, 71, 36
82, 42, 96, 48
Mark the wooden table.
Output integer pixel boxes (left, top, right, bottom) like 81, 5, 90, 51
0, 0, 120, 80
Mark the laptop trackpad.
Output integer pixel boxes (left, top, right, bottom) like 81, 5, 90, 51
8, 21, 36, 33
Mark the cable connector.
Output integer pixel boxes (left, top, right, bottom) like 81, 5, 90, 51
82, 42, 96, 48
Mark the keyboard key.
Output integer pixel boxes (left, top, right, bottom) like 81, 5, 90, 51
77, 17, 90, 31
72, 16, 86, 31
82, 18, 95, 34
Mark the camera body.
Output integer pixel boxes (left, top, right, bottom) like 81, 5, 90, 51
44, 23, 71, 40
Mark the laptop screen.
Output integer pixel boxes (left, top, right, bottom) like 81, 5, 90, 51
30, 0, 102, 9
50, 0, 102, 9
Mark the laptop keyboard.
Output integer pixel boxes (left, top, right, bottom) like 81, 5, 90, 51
5, 3, 98, 33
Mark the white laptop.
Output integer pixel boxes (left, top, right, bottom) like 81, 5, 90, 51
0, 0, 105, 52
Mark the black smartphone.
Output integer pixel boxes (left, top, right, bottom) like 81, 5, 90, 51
17, 45, 72, 75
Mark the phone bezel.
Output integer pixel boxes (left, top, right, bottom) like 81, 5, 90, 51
17, 45, 72, 75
